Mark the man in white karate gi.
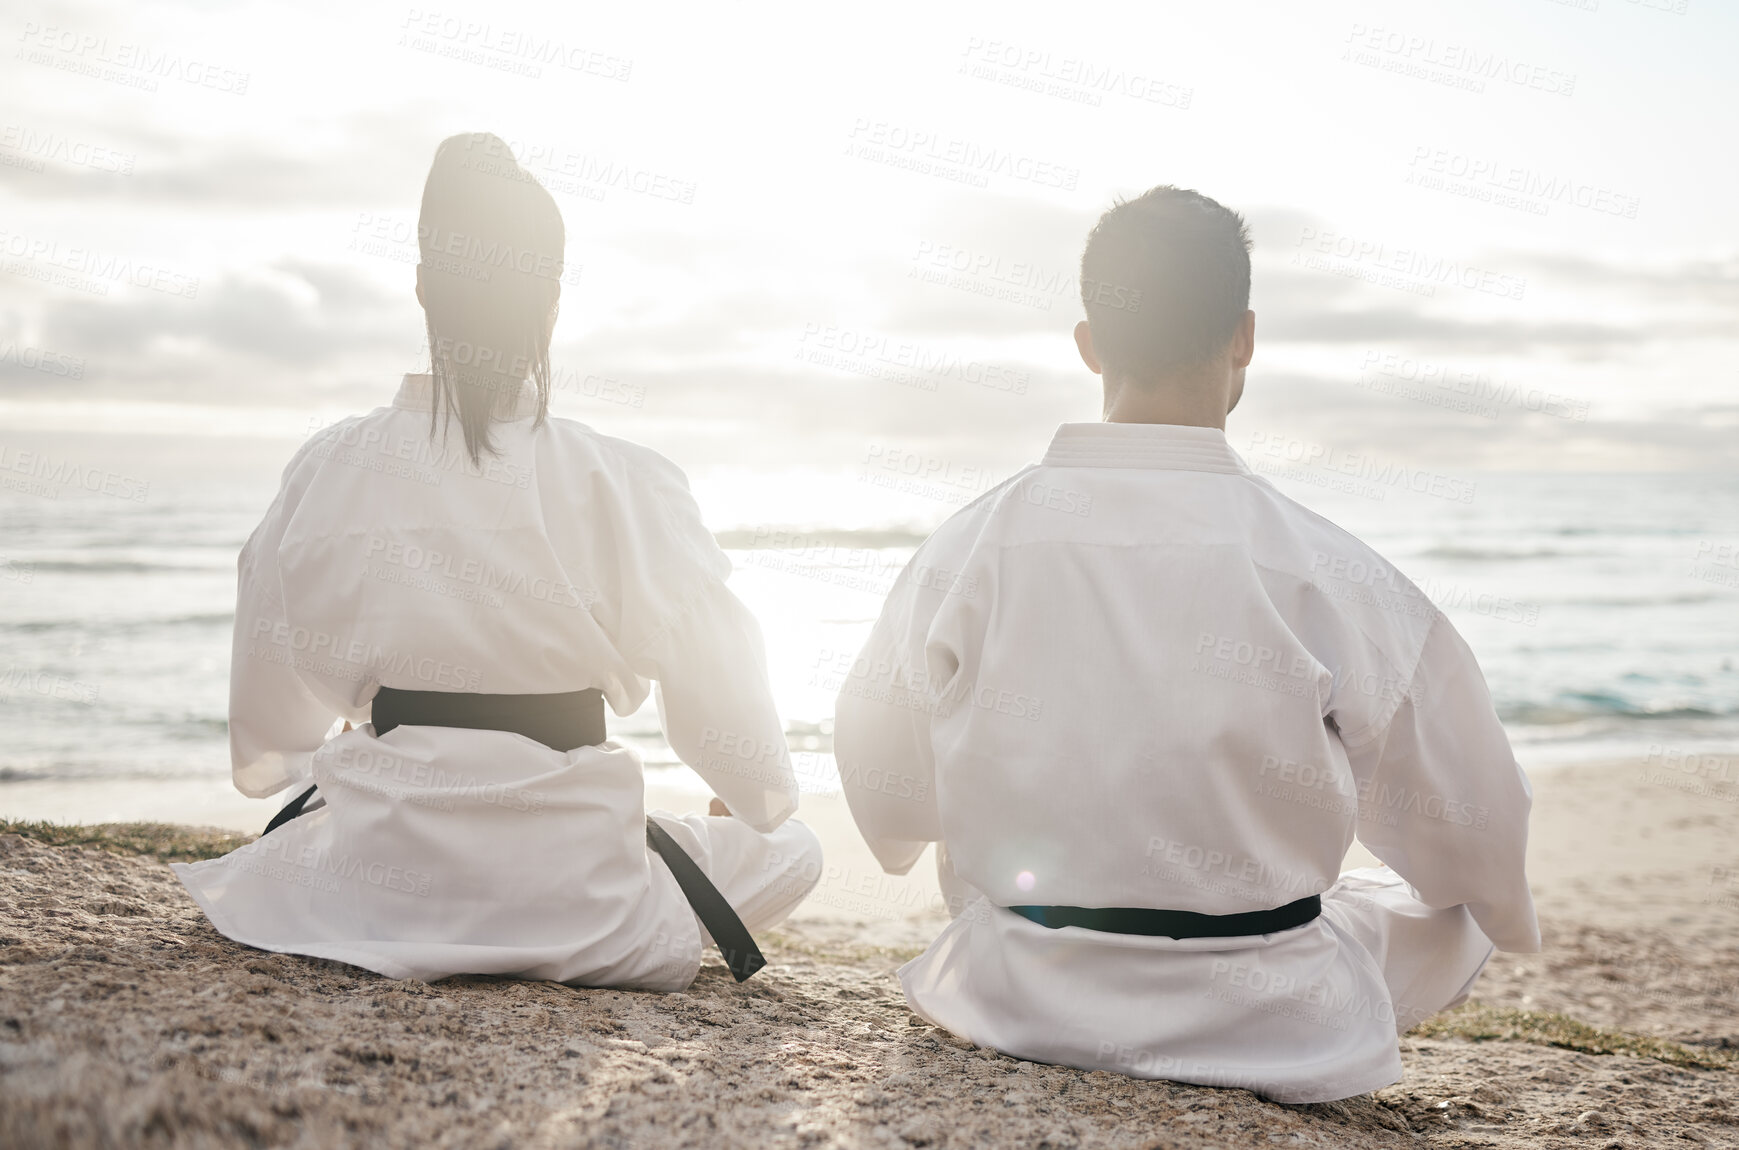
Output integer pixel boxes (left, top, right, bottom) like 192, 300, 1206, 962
834, 186, 1540, 1103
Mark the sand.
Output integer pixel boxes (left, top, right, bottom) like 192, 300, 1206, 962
3, 752, 1738, 1148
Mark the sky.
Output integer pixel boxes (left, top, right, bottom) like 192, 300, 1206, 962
1, 0, 1734, 529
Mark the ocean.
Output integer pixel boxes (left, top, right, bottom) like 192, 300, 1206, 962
2, 426, 1736, 828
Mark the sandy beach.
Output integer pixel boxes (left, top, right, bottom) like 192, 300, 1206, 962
3, 750, 1738, 1149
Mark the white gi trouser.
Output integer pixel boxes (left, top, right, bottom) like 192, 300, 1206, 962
175, 724, 822, 991
916, 858, 1493, 1103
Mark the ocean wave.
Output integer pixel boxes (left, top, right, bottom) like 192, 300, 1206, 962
23, 559, 233, 574
1499, 699, 1731, 725
1552, 592, 1731, 608
0, 612, 234, 633
0, 763, 224, 784
1418, 546, 1569, 561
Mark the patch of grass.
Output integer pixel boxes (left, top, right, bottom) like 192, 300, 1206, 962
0, 819, 252, 863
1414, 1003, 1737, 1070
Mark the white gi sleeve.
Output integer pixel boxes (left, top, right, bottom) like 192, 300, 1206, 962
1340, 614, 1542, 953
833, 551, 959, 876
228, 443, 343, 798
626, 469, 799, 833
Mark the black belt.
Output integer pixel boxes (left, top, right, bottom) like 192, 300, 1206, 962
262, 686, 767, 981
1010, 895, 1321, 939
373, 686, 606, 750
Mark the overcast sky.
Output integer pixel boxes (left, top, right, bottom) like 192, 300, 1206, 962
2, 0, 1734, 527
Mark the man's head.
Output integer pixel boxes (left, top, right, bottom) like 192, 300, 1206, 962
1074, 186, 1255, 426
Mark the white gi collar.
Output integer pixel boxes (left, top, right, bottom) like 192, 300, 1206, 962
1041, 422, 1250, 474
391, 373, 540, 421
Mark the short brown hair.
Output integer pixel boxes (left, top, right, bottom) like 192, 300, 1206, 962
1080, 186, 1251, 379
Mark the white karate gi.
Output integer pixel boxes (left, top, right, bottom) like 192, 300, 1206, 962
175, 375, 820, 990
835, 422, 1539, 1103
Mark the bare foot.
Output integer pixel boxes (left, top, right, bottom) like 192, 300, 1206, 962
708, 798, 731, 818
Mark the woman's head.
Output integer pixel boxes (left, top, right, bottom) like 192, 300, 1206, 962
416, 132, 565, 464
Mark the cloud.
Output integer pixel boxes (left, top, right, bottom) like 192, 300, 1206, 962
38, 261, 409, 363
0, 108, 441, 208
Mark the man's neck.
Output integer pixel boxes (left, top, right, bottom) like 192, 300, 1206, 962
1102, 374, 1230, 429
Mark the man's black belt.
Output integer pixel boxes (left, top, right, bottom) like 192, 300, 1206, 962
1009, 894, 1322, 939
373, 686, 607, 750
262, 685, 767, 981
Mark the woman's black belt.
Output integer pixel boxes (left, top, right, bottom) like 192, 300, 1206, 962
1008, 890, 1314, 939
373, 686, 607, 750
1009, 895, 1321, 939
262, 685, 767, 981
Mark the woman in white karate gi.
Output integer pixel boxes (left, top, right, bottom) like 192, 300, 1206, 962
176, 132, 820, 990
